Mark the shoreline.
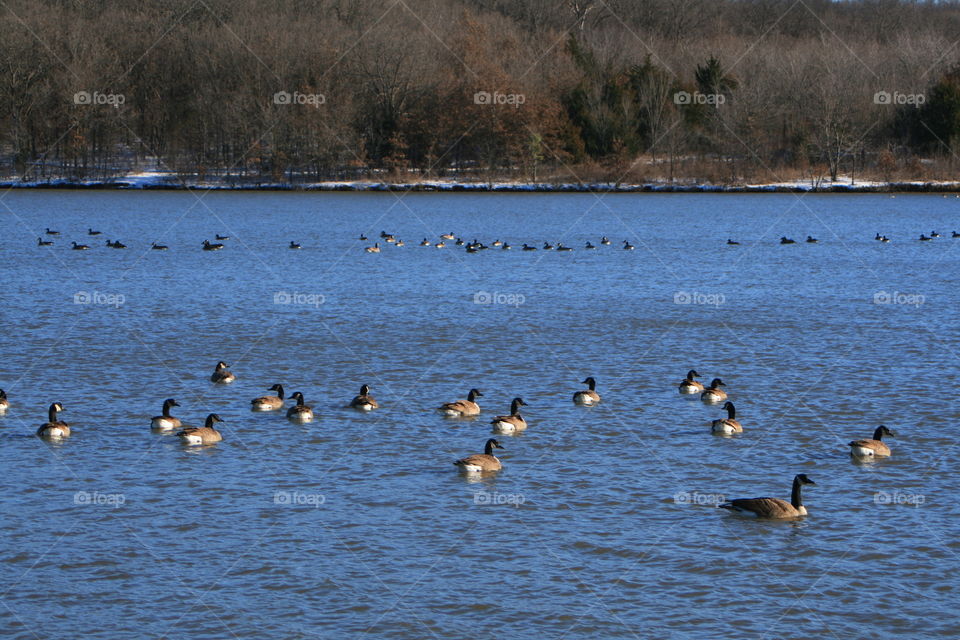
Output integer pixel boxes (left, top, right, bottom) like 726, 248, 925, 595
3, 176, 960, 193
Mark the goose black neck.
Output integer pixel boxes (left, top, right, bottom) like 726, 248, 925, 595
587, 378, 596, 390
484, 440, 496, 455
275, 385, 285, 400
163, 401, 174, 417
873, 426, 885, 441
791, 476, 805, 509
296, 394, 304, 407
467, 390, 478, 402
48, 405, 58, 422
726, 404, 736, 419
510, 399, 522, 415
205, 414, 217, 428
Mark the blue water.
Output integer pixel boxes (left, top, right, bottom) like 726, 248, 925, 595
0, 191, 957, 639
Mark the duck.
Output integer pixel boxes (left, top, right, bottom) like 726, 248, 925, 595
0, 389, 7, 413
600, 237, 611, 245
573, 377, 601, 405
420, 238, 431, 247
177, 413, 224, 445
453, 438, 505, 472
108, 239, 127, 249
37, 237, 53, 246
365, 242, 381, 253
806, 236, 818, 243
848, 425, 895, 457
556, 243, 573, 251
251, 384, 285, 411
623, 240, 635, 250
202, 239, 224, 250
726, 239, 740, 245
36, 402, 69, 438
522, 244, 537, 251
780, 236, 796, 244
438, 388, 483, 417
585, 241, 596, 249
216, 234, 230, 240
350, 384, 378, 411
71, 242, 90, 250
45, 228, 60, 235
919, 234, 932, 241
88, 228, 102, 236
711, 401, 743, 434
289, 241, 302, 249
543, 242, 554, 250
151, 242, 168, 250
210, 361, 236, 384
678, 370, 704, 394
150, 398, 182, 431
931, 231, 941, 237
286, 392, 314, 423
700, 378, 727, 403
719, 474, 815, 519
490, 398, 528, 433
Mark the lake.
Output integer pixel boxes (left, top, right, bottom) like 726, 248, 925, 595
0, 190, 957, 639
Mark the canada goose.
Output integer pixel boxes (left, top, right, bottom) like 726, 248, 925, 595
45, 228, 59, 235
501, 243, 511, 250
492, 239, 502, 247
88, 228, 102, 235
491, 398, 528, 433
727, 239, 740, 245
420, 238, 431, 247
573, 377, 601, 405
953, 231, 960, 238
711, 401, 743, 434
150, 398, 182, 431
543, 242, 554, 250
556, 243, 573, 251
455, 238, 464, 246
359, 234, 368, 241
151, 242, 168, 250
109, 239, 127, 249
780, 236, 796, 244
380, 231, 391, 238
439, 388, 483, 417
177, 413, 224, 445
71, 242, 90, 250
875, 233, 883, 241
585, 241, 596, 249
289, 241, 302, 249
350, 384, 378, 411
719, 474, 815, 519
210, 361, 235, 384
37, 237, 53, 246
37, 402, 69, 438
0, 389, 7, 413
806, 236, 818, 243
931, 231, 941, 238
394, 239, 404, 247
880, 236, 890, 243
454, 438, 505, 472
701, 378, 727, 403
251, 384, 285, 411
441, 232, 455, 240
466, 245, 478, 253
849, 425, 895, 457
623, 240, 635, 250
436, 241, 446, 249
522, 244, 537, 251
286, 392, 314, 423
919, 234, 932, 241
365, 243, 381, 253
216, 234, 230, 240
202, 239, 224, 250
600, 237, 611, 245
678, 370, 704, 394
384, 235, 396, 243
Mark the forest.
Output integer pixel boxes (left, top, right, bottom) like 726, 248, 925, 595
3, 0, 960, 186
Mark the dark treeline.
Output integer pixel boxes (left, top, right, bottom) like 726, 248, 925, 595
3, 0, 960, 185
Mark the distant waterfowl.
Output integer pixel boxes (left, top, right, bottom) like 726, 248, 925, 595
919, 234, 932, 241
719, 474, 815, 519
780, 236, 796, 244
931, 231, 941, 237
466, 245, 478, 253
289, 241, 302, 249
678, 370, 704, 394
711, 401, 743, 434
151, 242, 168, 250
441, 232, 455, 240
37, 237, 53, 246
953, 231, 960, 238
701, 378, 727, 403
202, 240, 223, 250
585, 241, 596, 249
45, 228, 59, 235
251, 384, 285, 411
395, 239, 405, 247
286, 392, 314, 423
210, 361, 236, 384
453, 438, 504, 472
849, 425, 894, 457
365, 243, 381, 253
384, 235, 396, 243
350, 384, 378, 411
71, 241, 90, 250
439, 388, 483, 417
455, 238, 464, 246
177, 413, 224, 445
522, 244, 537, 251
556, 243, 573, 251
37, 402, 69, 439
436, 241, 446, 249
491, 398, 528, 433
0, 389, 7, 413
216, 234, 230, 240
492, 239, 502, 247
875, 233, 882, 241
420, 238, 431, 247
88, 228, 102, 236
623, 240, 635, 250
573, 377, 601, 405
726, 239, 740, 245
806, 236, 818, 243
501, 242, 511, 250
150, 398, 182, 431
543, 242, 554, 250
108, 239, 127, 249
600, 237, 611, 245
880, 236, 890, 243
380, 231, 391, 238
359, 234, 368, 241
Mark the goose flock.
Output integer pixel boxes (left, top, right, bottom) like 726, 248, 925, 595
8, 361, 897, 521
